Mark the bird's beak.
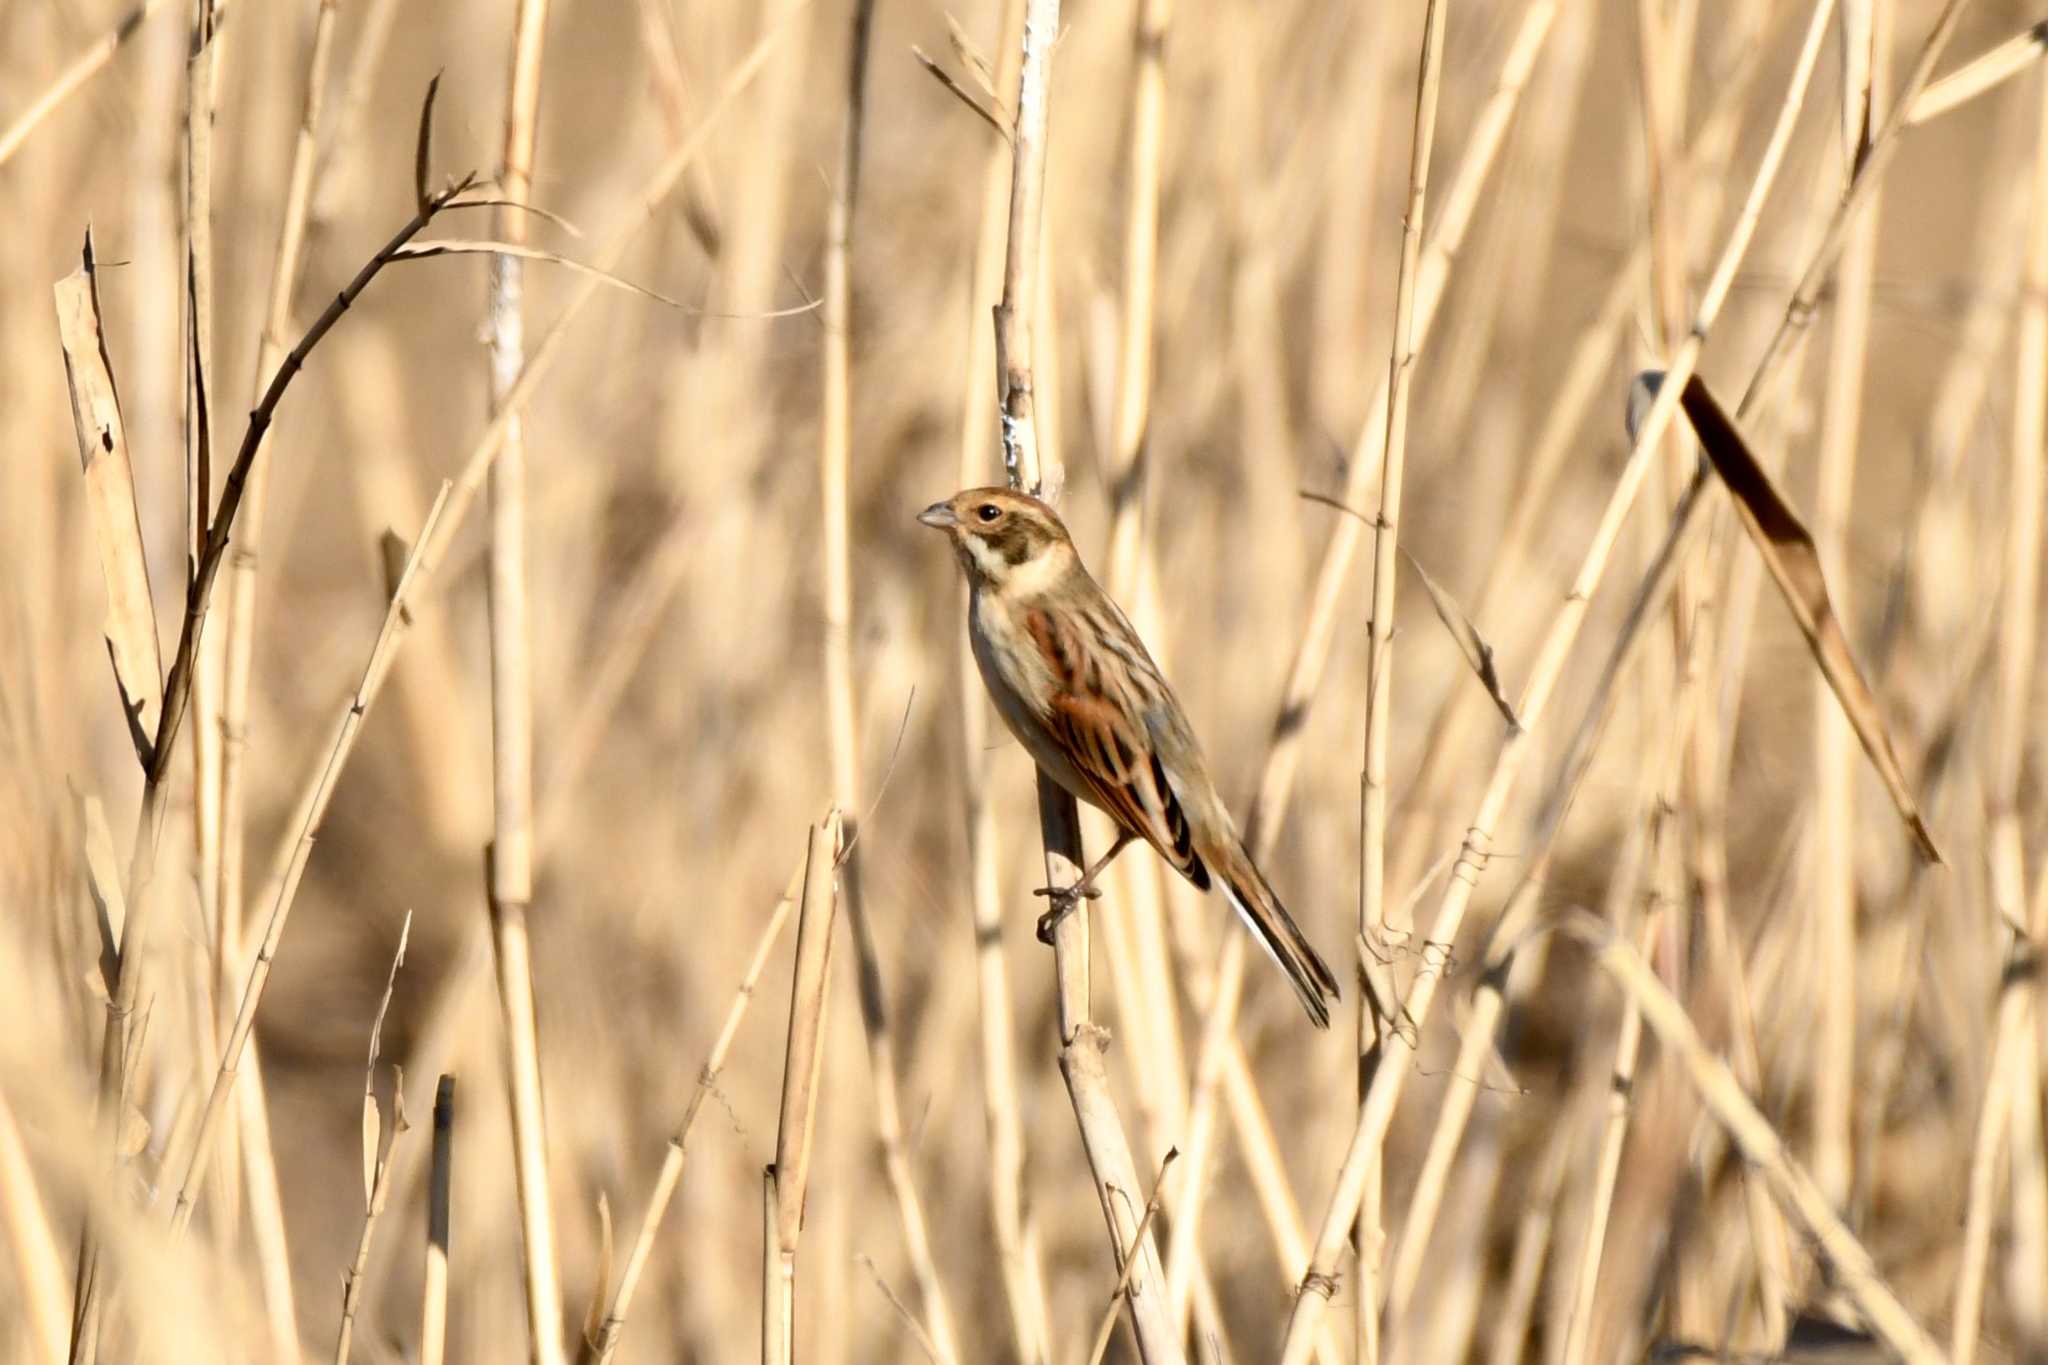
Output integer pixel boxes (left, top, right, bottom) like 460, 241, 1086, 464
917, 501, 958, 529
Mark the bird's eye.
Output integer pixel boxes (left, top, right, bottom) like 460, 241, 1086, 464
976, 503, 1002, 523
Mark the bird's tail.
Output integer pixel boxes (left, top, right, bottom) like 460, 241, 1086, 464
1213, 841, 1340, 1029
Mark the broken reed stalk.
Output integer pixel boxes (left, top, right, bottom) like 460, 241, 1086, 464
1352, 6, 1448, 1360
1560, 916, 1947, 1364
484, 2, 565, 1361
68, 109, 477, 1356
1951, 47, 2048, 1365
586, 861, 803, 1364
165, 6, 794, 1247
1274, 0, 1944, 1350
817, 3, 959, 1358
422, 1076, 454, 1365
335, 913, 412, 1365
0, 0, 171, 169
986, 1, 1179, 1359
765, 814, 844, 1365
214, 7, 340, 1356
943, 4, 1056, 1358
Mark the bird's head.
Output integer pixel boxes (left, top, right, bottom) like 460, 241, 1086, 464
918, 487, 1076, 593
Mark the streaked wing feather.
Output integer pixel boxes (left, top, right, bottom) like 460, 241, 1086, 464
1028, 602, 1210, 890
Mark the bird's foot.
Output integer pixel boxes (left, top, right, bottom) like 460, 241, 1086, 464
1033, 881, 1100, 944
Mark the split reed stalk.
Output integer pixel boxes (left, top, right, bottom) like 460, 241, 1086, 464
765, 814, 845, 1365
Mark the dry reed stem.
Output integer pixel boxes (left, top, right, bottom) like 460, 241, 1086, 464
586, 859, 803, 1364
1276, 0, 1866, 1351
334, 912, 411, 1365
1561, 917, 1947, 1365
818, 1, 958, 1355
212, 8, 340, 1355
1353, 7, 1448, 1361
166, 478, 455, 1235
1171, 11, 1561, 1315
1084, 1148, 1178, 1365
165, 6, 787, 1340
484, 1, 563, 1359
0, 0, 171, 169
766, 813, 845, 1365
761, 1167, 782, 1365
1950, 51, 2048, 1365
183, 0, 225, 1099
1809, 0, 1887, 1210
421, 1075, 453, 1365
1908, 20, 2048, 126
989, 2, 1176, 1358
1380, 0, 1793, 909
949, 3, 1054, 1355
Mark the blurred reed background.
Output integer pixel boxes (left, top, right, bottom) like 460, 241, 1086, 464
2, 0, 2044, 1361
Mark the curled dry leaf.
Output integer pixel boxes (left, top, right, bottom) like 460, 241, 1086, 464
1399, 545, 1518, 726
76, 792, 126, 996
54, 230, 163, 768
1639, 370, 1943, 863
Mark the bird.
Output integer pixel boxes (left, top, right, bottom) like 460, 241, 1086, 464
919, 486, 1341, 1027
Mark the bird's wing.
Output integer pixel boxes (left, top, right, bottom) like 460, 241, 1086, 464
1041, 673, 1211, 892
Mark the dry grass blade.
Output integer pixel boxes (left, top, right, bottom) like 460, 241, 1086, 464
393, 240, 694, 309
53, 232, 163, 767
910, 47, 1010, 143
1654, 370, 1941, 862
1559, 915, 1947, 1365
414, 71, 442, 213
1402, 542, 1515, 727
1085, 1148, 1179, 1365
76, 794, 127, 998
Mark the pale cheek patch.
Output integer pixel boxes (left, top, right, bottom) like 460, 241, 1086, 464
962, 535, 1008, 583
1000, 543, 1071, 597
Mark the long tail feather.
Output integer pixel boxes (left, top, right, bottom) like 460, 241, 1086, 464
1213, 843, 1340, 1029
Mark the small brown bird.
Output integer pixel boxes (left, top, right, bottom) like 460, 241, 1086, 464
920, 486, 1340, 1027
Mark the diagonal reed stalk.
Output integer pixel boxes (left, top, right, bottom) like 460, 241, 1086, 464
1277, 3, 1975, 1356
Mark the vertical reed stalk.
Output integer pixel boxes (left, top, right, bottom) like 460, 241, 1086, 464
1810, 0, 1887, 1212
950, 6, 1054, 1357
422, 1076, 454, 1365
1952, 48, 2048, 1365
988, 2, 1179, 1358
766, 814, 845, 1365
1354, 7, 1447, 1360
483, 4, 563, 1361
